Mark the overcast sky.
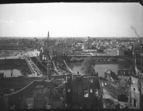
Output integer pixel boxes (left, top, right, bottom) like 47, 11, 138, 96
0, 3, 143, 38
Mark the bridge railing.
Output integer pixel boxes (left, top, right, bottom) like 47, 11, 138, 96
63, 60, 73, 74
24, 56, 34, 74
28, 57, 43, 76
35, 56, 60, 75
24, 56, 43, 77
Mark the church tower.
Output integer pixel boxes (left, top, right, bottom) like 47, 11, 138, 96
47, 31, 49, 47
46, 31, 52, 79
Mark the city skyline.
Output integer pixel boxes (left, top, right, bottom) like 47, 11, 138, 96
0, 3, 143, 38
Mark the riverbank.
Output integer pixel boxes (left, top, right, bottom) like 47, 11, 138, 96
0, 49, 39, 59
0, 58, 31, 77
0, 50, 26, 58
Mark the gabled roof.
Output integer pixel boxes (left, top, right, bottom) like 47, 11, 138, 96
1, 77, 44, 90
4, 79, 55, 96
127, 76, 139, 85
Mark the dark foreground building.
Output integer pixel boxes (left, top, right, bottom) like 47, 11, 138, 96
3, 79, 64, 109
0, 74, 103, 109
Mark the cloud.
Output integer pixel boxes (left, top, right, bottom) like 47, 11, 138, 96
9, 20, 16, 24
27, 20, 36, 24
0, 20, 9, 24
0, 20, 16, 24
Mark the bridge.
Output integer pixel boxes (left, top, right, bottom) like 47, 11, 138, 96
24, 55, 43, 77
30, 56, 71, 76
52, 55, 133, 62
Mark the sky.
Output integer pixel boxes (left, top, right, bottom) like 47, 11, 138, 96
0, 3, 143, 38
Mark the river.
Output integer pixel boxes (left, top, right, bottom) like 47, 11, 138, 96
0, 60, 129, 78
0, 69, 22, 77
67, 62, 128, 77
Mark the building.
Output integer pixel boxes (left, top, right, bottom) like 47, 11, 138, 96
118, 49, 124, 56
128, 76, 140, 109
106, 49, 118, 56
118, 70, 140, 109
139, 76, 143, 109
71, 76, 103, 109
1, 77, 44, 95
3, 79, 65, 109
118, 70, 135, 76
136, 53, 143, 72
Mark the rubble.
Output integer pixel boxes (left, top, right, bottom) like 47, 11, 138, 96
101, 74, 131, 109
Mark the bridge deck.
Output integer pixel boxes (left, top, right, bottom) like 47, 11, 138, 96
24, 56, 43, 77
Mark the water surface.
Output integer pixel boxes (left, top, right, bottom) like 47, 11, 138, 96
0, 69, 22, 77
67, 62, 126, 77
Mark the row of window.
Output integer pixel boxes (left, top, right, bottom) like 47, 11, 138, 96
118, 70, 135, 76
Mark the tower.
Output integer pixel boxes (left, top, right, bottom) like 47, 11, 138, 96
47, 31, 49, 48
88, 36, 90, 49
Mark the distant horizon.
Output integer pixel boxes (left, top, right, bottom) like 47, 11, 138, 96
0, 36, 141, 39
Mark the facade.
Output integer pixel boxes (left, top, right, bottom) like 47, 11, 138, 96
3, 80, 65, 109
1, 77, 44, 94
140, 78, 143, 109
136, 53, 143, 72
70, 75, 103, 109
118, 70, 141, 109
118, 49, 124, 56
118, 70, 135, 76
106, 49, 118, 56
128, 76, 140, 109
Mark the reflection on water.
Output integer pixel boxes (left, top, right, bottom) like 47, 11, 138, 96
67, 62, 125, 77
0, 69, 22, 77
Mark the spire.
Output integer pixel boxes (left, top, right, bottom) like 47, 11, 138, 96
88, 36, 90, 49
48, 31, 49, 38
47, 31, 49, 47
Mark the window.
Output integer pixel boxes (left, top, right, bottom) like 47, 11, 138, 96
90, 89, 93, 93
68, 89, 70, 92
25, 98, 34, 109
128, 71, 130, 75
123, 71, 125, 75
95, 89, 98, 96
132, 71, 134, 75
84, 90, 89, 98
134, 99, 136, 107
